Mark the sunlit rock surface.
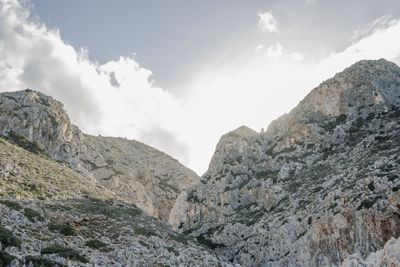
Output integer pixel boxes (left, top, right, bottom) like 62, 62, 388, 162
170, 59, 400, 266
0, 89, 199, 220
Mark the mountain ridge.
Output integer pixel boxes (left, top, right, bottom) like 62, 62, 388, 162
169, 59, 400, 266
1, 59, 400, 266
0, 89, 199, 219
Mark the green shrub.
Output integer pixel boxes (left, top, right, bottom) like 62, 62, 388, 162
169, 234, 188, 245
357, 196, 382, 210
41, 245, 88, 263
24, 208, 44, 222
48, 223, 76, 236
85, 239, 107, 250
0, 225, 21, 248
0, 200, 23, 211
25, 256, 59, 267
196, 235, 226, 249
134, 227, 157, 237
0, 251, 16, 266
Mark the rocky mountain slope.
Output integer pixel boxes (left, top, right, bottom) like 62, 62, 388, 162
0, 137, 228, 266
0, 89, 198, 220
169, 59, 400, 266
2, 59, 400, 267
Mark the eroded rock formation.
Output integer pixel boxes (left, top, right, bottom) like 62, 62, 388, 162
0, 89, 198, 220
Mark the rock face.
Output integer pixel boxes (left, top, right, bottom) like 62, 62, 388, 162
170, 59, 400, 266
0, 89, 198, 220
342, 237, 400, 267
80, 134, 198, 219
0, 138, 228, 266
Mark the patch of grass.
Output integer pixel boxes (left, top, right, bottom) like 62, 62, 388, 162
41, 245, 89, 263
3, 131, 47, 155
254, 170, 279, 181
74, 199, 142, 219
25, 256, 62, 267
166, 246, 179, 256
24, 208, 44, 222
138, 240, 149, 249
169, 234, 189, 245
0, 225, 21, 248
85, 239, 107, 250
0, 251, 16, 266
134, 227, 157, 237
357, 196, 382, 210
48, 223, 76, 236
196, 235, 226, 249
0, 200, 23, 211
349, 117, 364, 133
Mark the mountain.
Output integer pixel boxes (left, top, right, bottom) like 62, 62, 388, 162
169, 59, 400, 266
2, 59, 400, 267
0, 137, 227, 266
0, 89, 199, 220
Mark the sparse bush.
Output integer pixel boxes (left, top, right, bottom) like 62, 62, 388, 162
357, 196, 382, 210
0, 225, 21, 248
134, 227, 157, 237
85, 239, 107, 250
24, 208, 44, 222
0, 200, 23, 211
0, 251, 16, 266
25, 256, 59, 267
41, 245, 89, 263
48, 223, 76, 236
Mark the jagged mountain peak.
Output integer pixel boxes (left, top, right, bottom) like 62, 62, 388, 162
170, 59, 400, 266
205, 125, 259, 176
267, 59, 400, 141
340, 58, 399, 76
227, 125, 258, 138
297, 59, 400, 117
1, 88, 66, 110
0, 89, 199, 220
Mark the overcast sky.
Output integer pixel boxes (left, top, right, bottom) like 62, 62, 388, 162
1, 0, 400, 174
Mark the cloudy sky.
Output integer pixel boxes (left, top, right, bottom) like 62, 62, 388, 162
1, 0, 400, 174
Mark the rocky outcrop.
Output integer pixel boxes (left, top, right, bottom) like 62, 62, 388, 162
342, 237, 400, 267
170, 59, 400, 266
0, 137, 228, 266
0, 90, 82, 167
0, 89, 198, 220
80, 134, 198, 219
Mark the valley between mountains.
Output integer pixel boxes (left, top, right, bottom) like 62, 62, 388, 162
1, 59, 400, 266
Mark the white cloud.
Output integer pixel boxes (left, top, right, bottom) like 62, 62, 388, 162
352, 15, 399, 43
255, 44, 264, 51
263, 42, 304, 61
316, 17, 400, 81
289, 52, 305, 61
266, 42, 283, 58
258, 11, 278, 33
305, 0, 318, 6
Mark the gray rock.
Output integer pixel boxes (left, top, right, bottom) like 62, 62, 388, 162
0, 89, 199, 219
170, 59, 400, 266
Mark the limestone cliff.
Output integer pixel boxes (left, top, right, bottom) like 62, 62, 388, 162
0, 89, 199, 220
170, 59, 400, 266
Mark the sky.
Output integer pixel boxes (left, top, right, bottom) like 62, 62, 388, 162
1, 0, 400, 175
